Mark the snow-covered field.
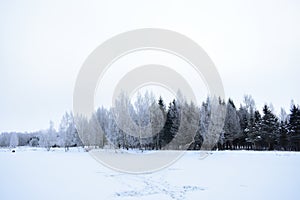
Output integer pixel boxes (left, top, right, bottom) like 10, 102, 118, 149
1, 148, 300, 200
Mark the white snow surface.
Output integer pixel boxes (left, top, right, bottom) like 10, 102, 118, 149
1, 148, 300, 200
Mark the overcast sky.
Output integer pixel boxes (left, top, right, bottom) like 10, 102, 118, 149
0, 0, 299, 132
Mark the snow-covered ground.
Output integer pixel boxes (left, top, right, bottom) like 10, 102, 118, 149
1, 148, 300, 200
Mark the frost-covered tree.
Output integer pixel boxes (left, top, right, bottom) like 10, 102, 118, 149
2, 92, 300, 152
0, 132, 10, 147
112, 92, 137, 149
173, 100, 199, 150
59, 112, 70, 148
75, 115, 90, 148
105, 111, 119, 148
9, 133, 19, 148
96, 107, 109, 147
28, 136, 39, 147
279, 108, 288, 123
88, 113, 105, 148
38, 121, 56, 150
223, 99, 241, 149
134, 91, 149, 149
243, 95, 256, 120
201, 97, 226, 150
59, 112, 82, 151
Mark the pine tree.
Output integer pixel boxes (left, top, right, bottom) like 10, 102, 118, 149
248, 110, 263, 150
199, 97, 210, 149
279, 119, 289, 150
288, 104, 300, 150
161, 100, 180, 149
237, 106, 250, 149
153, 96, 166, 150
261, 105, 279, 150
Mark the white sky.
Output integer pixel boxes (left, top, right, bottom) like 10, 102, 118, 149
0, 0, 299, 132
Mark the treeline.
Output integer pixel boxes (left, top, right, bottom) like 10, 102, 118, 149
1, 93, 300, 151
0, 113, 82, 151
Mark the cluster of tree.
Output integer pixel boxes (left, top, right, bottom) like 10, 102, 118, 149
0, 112, 82, 151
1, 92, 300, 151
221, 97, 300, 151
87, 93, 300, 151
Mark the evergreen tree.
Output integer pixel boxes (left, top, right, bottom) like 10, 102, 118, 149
161, 100, 180, 149
153, 96, 166, 149
288, 104, 300, 150
199, 97, 210, 149
237, 106, 250, 149
279, 119, 289, 150
248, 110, 263, 150
261, 105, 279, 150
